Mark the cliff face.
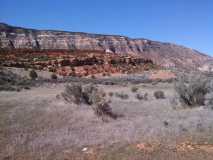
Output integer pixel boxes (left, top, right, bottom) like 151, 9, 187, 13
0, 23, 212, 70
0, 23, 149, 53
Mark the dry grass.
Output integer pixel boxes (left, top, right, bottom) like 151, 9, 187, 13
2, 78, 213, 159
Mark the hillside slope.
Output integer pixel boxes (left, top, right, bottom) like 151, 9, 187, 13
0, 23, 212, 70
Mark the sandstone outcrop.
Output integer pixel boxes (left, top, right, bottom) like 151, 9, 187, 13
0, 51, 155, 77
0, 23, 212, 70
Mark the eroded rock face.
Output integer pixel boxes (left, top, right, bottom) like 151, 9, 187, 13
0, 23, 212, 70
0, 23, 147, 53
0, 51, 155, 77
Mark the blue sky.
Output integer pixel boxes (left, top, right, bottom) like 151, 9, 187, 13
0, 0, 212, 55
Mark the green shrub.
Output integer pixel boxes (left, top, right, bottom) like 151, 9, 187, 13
61, 84, 83, 104
94, 102, 119, 120
115, 92, 129, 100
61, 84, 119, 121
51, 73, 58, 80
108, 92, 114, 97
175, 74, 209, 106
154, 91, 165, 99
91, 75, 96, 79
131, 86, 139, 93
29, 70, 38, 80
144, 93, 148, 100
136, 92, 148, 101
136, 94, 143, 100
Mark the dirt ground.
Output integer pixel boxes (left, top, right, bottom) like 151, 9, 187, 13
1, 72, 213, 159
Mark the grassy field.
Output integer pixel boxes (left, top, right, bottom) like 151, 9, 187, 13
1, 71, 213, 159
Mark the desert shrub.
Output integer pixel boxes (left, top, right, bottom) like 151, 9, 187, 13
136, 93, 144, 100
82, 84, 102, 105
83, 85, 118, 119
29, 69, 38, 80
163, 121, 169, 127
91, 75, 96, 79
0, 85, 17, 91
165, 78, 174, 83
102, 92, 106, 97
49, 67, 57, 72
204, 95, 212, 107
136, 93, 148, 101
61, 84, 119, 120
51, 73, 58, 80
69, 72, 76, 77
115, 92, 129, 100
108, 92, 114, 97
152, 81, 158, 86
24, 86, 31, 90
131, 86, 139, 93
144, 93, 148, 100
205, 93, 213, 107
0, 70, 33, 91
103, 81, 115, 85
93, 102, 119, 121
38, 65, 43, 71
175, 74, 210, 106
61, 84, 83, 104
106, 73, 111, 77
61, 84, 102, 105
154, 90, 165, 99
93, 102, 111, 116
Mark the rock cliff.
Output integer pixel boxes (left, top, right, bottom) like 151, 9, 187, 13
0, 23, 212, 70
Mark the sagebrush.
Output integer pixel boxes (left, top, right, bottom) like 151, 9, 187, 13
115, 92, 129, 100
29, 70, 38, 80
154, 90, 165, 99
136, 93, 148, 101
61, 84, 119, 120
175, 73, 211, 106
131, 86, 139, 93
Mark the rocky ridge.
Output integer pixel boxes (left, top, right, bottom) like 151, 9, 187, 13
0, 23, 212, 70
